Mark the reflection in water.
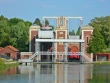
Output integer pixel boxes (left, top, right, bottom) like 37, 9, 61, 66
0, 64, 93, 83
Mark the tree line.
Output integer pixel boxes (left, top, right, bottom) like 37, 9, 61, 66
87, 16, 110, 54
0, 15, 32, 51
0, 15, 110, 54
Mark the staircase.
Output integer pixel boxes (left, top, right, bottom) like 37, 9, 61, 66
82, 53, 92, 63
28, 52, 38, 60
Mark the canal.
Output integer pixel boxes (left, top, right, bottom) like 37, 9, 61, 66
0, 64, 110, 83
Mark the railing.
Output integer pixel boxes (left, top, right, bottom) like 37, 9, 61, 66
82, 53, 92, 63
28, 52, 38, 60
27, 52, 92, 63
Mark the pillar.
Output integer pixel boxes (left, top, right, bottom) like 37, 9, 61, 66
80, 42, 84, 63
35, 42, 40, 62
64, 42, 68, 62
52, 42, 55, 62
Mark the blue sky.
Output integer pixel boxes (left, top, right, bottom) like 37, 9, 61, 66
0, 0, 110, 32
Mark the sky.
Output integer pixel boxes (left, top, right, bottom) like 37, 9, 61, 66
0, 0, 110, 32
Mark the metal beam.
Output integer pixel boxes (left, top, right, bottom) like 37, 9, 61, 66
35, 39, 84, 42
43, 16, 58, 19
66, 17, 83, 20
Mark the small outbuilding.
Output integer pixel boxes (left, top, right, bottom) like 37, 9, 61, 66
0, 45, 20, 60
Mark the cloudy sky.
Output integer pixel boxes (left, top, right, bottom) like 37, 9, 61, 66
0, 0, 110, 31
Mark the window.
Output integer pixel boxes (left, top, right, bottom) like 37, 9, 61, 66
6, 53, 10, 57
86, 37, 89, 44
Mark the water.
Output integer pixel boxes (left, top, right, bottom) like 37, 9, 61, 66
0, 64, 110, 83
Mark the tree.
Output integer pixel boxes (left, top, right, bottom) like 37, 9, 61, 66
33, 18, 42, 26
87, 28, 106, 54
69, 30, 75, 35
76, 27, 80, 35
0, 15, 32, 51
89, 16, 110, 48
0, 20, 11, 47
45, 19, 49, 26
9, 18, 24, 26
25, 21, 32, 26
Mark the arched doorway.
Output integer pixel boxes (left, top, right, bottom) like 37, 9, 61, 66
68, 46, 80, 62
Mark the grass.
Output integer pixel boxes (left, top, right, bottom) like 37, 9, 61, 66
0, 58, 18, 72
93, 61, 110, 65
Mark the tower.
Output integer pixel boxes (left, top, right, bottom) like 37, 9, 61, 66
81, 25, 93, 61
55, 16, 68, 61
29, 25, 40, 52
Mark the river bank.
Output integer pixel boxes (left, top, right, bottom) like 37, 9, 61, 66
0, 58, 18, 72
93, 61, 110, 65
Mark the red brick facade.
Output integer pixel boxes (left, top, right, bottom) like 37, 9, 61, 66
82, 31, 92, 59
0, 46, 19, 60
56, 30, 67, 60
30, 30, 38, 52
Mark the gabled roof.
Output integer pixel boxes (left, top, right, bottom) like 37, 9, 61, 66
0, 47, 3, 51
82, 25, 93, 30
7, 45, 19, 52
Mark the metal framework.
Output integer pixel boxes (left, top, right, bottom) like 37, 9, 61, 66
42, 16, 83, 36
35, 39, 84, 42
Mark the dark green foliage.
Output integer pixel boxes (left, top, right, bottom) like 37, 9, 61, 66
45, 19, 49, 26
33, 18, 42, 26
0, 15, 32, 51
89, 16, 110, 48
87, 28, 106, 54
76, 27, 80, 35
69, 30, 75, 35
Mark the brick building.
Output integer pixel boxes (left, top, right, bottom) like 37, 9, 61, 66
27, 16, 93, 62
0, 45, 20, 60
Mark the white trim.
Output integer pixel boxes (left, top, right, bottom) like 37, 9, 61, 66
55, 30, 67, 31
35, 39, 84, 42
82, 30, 93, 31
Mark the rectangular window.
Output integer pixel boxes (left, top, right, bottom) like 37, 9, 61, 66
87, 37, 89, 44
6, 53, 10, 57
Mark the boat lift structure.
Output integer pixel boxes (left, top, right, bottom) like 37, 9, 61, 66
19, 16, 93, 64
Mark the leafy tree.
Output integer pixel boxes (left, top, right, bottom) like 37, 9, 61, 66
69, 30, 75, 35
0, 15, 32, 51
45, 19, 49, 26
76, 27, 81, 35
25, 21, 32, 26
0, 20, 11, 47
87, 28, 106, 54
89, 16, 110, 48
33, 18, 42, 26
9, 18, 24, 26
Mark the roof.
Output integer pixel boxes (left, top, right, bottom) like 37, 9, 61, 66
0, 47, 3, 51
82, 25, 93, 30
7, 45, 19, 52
30, 25, 40, 29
